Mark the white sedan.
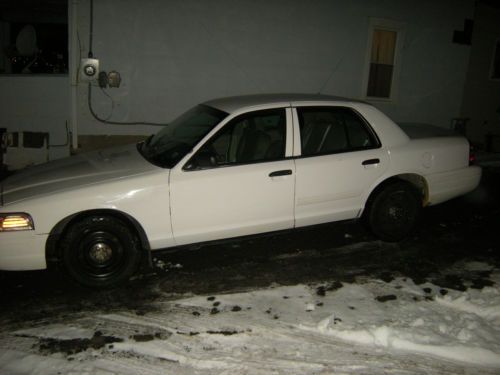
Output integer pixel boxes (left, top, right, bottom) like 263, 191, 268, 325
0, 94, 481, 287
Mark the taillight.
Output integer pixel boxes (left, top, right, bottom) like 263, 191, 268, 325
469, 145, 476, 165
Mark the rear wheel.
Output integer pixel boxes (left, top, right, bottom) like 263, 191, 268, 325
60, 215, 142, 288
365, 181, 422, 242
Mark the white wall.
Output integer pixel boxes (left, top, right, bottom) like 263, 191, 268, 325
0, 0, 474, 159
372, 0, 473, 128
71, 0, 472, 135
0, 75, 70, 159
73, 0, 473, 134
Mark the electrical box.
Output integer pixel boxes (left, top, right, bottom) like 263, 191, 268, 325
108, 71, 122, 88
80, 58, 99, 81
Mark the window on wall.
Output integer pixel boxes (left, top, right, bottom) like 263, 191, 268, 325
491, 40, 500, 80
6, 23, 68, 74
364, 19, 404, 101
0, 0, 68, 74
367, 29, 397, 98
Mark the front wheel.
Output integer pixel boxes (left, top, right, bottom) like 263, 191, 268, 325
60, 215, 142, 288
365, 181, 422, 242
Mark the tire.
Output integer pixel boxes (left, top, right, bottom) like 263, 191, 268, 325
365, 181, 422, 242
60, 215, 142, 288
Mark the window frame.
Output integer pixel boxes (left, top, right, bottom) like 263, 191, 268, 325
293, 106, 381, 159
362, 18, 405, 102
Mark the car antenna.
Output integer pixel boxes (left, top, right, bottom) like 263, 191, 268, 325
317, 57, 343, 94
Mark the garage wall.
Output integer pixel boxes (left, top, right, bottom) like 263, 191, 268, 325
0, 75, 70, 160
72, 0, 473, 137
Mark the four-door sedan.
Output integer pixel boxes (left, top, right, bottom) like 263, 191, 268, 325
0, 94, 481, 287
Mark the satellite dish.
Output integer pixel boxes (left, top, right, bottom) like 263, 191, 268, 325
16, 25, 38, 56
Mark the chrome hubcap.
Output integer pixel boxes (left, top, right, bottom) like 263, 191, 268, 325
89, 243, 113, 264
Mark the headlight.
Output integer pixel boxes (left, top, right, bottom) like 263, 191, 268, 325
0, 213, 34, 232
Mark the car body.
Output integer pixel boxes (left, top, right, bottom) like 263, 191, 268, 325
0, 94, 481, 287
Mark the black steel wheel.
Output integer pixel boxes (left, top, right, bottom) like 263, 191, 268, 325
60, 215, 142, 288
365, 181, 422, 242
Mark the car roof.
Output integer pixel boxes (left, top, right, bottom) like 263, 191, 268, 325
203, 93, 367, 114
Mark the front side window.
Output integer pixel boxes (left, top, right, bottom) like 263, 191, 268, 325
185, 108, 286, 170
139, 105, 228, 168
297, 107, 378, 157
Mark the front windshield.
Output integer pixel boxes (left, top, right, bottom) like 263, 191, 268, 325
139, 104, 228, 168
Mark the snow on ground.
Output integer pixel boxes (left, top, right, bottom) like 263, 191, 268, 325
0, 261, 499, 374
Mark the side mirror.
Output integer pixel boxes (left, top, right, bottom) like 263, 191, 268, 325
184, 150, 217, 170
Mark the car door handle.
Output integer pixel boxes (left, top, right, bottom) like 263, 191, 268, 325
362, 158, 380, 166
269, 169, 293, 177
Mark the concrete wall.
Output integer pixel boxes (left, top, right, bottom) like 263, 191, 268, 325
0, 75, 70, 160
461, 2, 500, 148
72, 0, 474, 140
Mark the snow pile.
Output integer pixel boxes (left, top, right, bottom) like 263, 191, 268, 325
1, 263, 499, 374
14, 324, 95, 341
301, 275, 500, 367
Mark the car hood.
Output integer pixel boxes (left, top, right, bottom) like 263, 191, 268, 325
1, 144, 161, 206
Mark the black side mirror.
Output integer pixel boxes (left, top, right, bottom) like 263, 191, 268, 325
184, 150, 217, 170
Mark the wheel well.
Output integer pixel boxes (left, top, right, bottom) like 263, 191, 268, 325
45, 209, 151, 268
364, 174, 428, 215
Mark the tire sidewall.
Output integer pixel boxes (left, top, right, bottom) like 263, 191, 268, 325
367, 182, 421, 242
61, 215, 141, 288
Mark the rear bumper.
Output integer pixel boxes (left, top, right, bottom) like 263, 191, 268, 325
0, 231, 47, 270
426, 165, 482, 205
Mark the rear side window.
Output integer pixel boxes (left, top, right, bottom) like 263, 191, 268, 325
297, 107, 379, 156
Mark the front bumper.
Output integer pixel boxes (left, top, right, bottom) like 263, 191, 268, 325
0, 231, 47, 270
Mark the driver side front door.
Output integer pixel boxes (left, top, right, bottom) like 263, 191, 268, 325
169, 107, 295, 246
